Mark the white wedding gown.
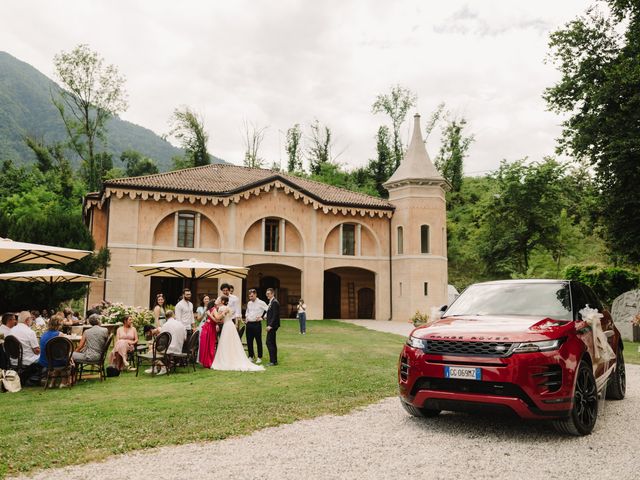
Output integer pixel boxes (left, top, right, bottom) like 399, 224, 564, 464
211, 314, 265, 372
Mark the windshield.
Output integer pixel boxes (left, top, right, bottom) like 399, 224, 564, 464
444, 282, 572, 320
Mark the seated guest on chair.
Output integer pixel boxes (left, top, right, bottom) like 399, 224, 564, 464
38, 314, 65, 368
151, 310, 186, 355
38, 314, 74, 387
8, 311, 42, 385
109, 314, 138, 371
147, 309, 185, 375
72, 314, 108, 363
0, 312, 17, 338
0, 313, 17, 369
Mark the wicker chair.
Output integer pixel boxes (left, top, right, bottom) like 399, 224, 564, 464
3, 336, 23, 374
168, 329, 199, 373
127, 343, 148, 368
44, 336, 74, 390
76, 333, 113, 382
136, 331, 171, 376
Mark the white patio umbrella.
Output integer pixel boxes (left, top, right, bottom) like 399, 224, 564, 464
129, 258, 249, 281
0, 267, 108, 309
0, 268, 105, 284
0, 237, 91, 265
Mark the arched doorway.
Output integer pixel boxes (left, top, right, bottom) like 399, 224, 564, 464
324, 267, 375, 319
244, 263, 301, 318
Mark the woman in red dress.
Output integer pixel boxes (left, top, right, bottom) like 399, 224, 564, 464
199, 299, 224, 368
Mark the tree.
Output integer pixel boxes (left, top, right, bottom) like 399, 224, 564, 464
23, 136, 75, 197
434, 116, 475, 192
372, 85, 417, 169
369, 125, 393, 197
308, 119, 333, 175
544, 1, 640, 263
286, 124, 303, 173
477, 158, 567, 276
310, 162, 377, 197
0, 161, 109, 311
242, 120, 268, 168
424, 102, 446, 141
120, 150, 159, 177
168, 107, 210, 169
52, 44, 128, 191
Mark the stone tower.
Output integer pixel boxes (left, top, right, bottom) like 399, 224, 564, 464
384, 113, 449, 321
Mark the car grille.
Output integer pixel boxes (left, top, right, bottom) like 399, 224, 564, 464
424, 340, 514, 357
399, 355, 409, 381
411, 377, 535, 407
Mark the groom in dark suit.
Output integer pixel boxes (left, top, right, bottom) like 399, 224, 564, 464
265, 288, 280, 366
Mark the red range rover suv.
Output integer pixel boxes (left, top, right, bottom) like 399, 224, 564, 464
398, 279, 626, 435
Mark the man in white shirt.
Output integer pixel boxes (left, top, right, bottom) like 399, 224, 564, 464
244, 288, 268, 363
34, 311, 47, 327
7, 311, 43, 385
0, 312, 17, 338
229, 284, 242, 324
221, 283, 242, 325
174, 288, 195, 333
149, 311, 186, 375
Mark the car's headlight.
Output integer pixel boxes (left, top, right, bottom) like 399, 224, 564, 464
512, 338, 563, 353
406, 336, 427, 349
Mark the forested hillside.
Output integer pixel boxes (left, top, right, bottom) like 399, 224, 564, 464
0, 51, 225, 169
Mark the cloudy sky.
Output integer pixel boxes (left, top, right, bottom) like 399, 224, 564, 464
1, 0, 590, 175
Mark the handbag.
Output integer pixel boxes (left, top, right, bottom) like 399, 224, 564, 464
0, 369, 22, 393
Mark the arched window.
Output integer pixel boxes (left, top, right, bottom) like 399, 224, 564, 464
420, 225, 430, 254
264, 218, 280, 252
397, 226, 404, 255
341, 224, 356, 255
177, 212, 196, 248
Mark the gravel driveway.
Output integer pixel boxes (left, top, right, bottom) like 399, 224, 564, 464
15, 363, 639, 480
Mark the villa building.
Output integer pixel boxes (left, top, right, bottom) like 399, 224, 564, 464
83, 114, 449, 321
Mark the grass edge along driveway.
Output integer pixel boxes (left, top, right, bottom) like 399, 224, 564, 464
1, 320, 405, 478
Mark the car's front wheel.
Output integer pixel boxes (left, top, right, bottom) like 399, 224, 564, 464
606, 346, 626, 400
400, 398, 441, 418
554, 360, 598, 436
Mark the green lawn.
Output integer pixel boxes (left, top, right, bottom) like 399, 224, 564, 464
623, 341, 640, 365
0, 321, 405, 477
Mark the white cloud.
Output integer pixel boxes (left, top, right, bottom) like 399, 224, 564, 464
1, 0, 587, 174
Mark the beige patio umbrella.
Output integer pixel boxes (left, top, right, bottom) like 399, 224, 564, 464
0, 267, 108, 309
0, 268, 105, 284
0, 237, 91, 265
130, 258, 249, 281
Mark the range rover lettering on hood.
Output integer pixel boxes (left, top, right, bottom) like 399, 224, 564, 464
427, 335, 511, 341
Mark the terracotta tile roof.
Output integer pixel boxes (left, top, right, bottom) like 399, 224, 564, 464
103, 164, 393, 210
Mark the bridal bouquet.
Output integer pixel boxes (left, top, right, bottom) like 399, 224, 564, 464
579, 305, 615, 364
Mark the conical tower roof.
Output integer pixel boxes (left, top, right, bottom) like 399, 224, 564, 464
383, 114, 448, 189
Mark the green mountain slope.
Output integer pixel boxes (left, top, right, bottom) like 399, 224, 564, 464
0, 51, 225, 170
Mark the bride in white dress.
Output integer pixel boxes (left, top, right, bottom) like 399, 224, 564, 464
211, 296, 264, 372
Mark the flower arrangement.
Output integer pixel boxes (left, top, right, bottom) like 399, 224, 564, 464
99, 301, 154, 332
410, 310, 430, 327
31, 322, 47, 338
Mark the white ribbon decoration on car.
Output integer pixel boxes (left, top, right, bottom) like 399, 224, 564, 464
579, 306, 615, 366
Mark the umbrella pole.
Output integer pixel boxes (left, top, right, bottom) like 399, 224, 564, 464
48, 281, 54, 311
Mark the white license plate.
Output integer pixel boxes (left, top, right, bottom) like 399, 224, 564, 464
444, 366, 481, 380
